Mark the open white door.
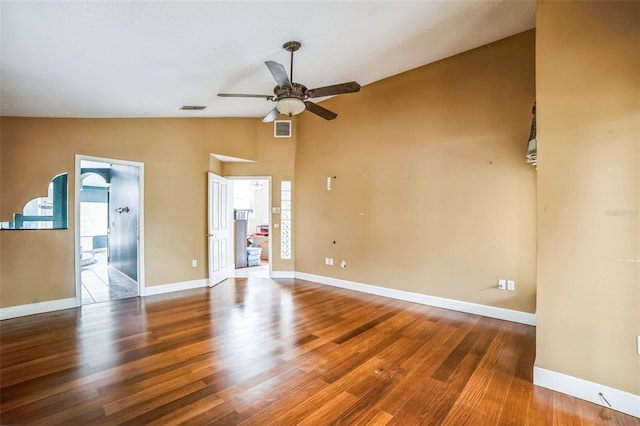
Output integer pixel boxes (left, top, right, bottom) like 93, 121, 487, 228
208, 172, 232, 286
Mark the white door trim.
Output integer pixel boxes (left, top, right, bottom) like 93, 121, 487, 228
74, 155, 145, 305
226, 176, 272, 277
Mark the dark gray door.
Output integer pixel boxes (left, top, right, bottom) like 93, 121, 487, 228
109, 164, 139, 281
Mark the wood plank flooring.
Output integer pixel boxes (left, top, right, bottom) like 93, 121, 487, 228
1, 277, 637, 425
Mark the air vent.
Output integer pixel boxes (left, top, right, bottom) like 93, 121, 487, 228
180, 105, 207, 111
274, 120, 292, 138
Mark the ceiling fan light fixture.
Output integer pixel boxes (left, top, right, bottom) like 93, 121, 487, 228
276, 97, 306, 116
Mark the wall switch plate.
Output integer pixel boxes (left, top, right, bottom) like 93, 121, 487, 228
329, 258, 334, 266
192, 259, 197, 267
637, 336, 640, 355
325, 258, 329, 265
498, 279, 506, 290
272, 207, 281, 214
507, 280, 515, 291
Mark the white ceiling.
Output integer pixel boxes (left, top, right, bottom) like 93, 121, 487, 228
0, 1, 535, 119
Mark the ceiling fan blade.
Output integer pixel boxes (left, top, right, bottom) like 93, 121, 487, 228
265, 61, 292, 88
218, 93, 274, 100
307, 81, 361, 98
262, 107, 280, 123
304, 101, 337, 121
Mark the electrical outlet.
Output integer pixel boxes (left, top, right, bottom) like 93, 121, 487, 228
329, 258, 334, 266
507, 280, 515, 291
637, 336, 640, 355
192, 259, 197, 267
498, 279, 506, 290
325, 258, 329, 265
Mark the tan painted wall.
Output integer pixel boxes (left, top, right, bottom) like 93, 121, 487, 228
222, 118, 298, 272
295, 30, 537, 312
0, 117, 294, 307
536, 1, 640, 394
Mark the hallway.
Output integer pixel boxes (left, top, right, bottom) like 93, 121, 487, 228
81, 250, 138, 304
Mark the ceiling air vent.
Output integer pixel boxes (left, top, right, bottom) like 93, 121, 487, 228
274, 120, 292, 138
180, 105, 207, 111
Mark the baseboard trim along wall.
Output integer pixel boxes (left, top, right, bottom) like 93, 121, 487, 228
0, 298, 77, 320
1, 273, 535, 327
294, 272, 537, 326
143, 278, 209, 296
270, 271, 295, 279
534, 365, 640, 419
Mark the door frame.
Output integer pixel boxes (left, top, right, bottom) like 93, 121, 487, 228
227, 176, 272, 277
74, 154, 145, 305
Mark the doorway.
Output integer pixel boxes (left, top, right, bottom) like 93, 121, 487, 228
75, 156, 145, 305
229, 177, 271, 278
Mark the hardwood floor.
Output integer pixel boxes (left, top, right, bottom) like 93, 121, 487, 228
1, 277, 637, 425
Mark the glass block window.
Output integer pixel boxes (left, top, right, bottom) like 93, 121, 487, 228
280, 181, 292, 259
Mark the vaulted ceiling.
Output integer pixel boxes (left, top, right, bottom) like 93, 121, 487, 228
0, 1, 535, 119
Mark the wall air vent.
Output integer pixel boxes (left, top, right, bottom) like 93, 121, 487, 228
274, 120, 292, 138
180, 105, 207, 111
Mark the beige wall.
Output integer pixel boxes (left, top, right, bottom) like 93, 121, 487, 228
295, 30, 537, 312
222, 117, 297, 272
0, 117, 294, 307
536, 1, 640, 394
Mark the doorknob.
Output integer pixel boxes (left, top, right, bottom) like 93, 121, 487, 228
207, 233, 215, 237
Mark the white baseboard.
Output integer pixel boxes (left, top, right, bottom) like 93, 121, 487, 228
294, 272, 536, 326
1, 278, 209, 319
143, 278, 209, 296
534, 365, 640, 418
0, 298, 77, 320
270, 271, 295, 279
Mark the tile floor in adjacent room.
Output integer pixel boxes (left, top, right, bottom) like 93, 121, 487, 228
81, 250, 139, 304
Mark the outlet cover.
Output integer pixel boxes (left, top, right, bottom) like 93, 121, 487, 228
498, 279, 506, 290
192, 259, 197, 267
507, 280, 515, 291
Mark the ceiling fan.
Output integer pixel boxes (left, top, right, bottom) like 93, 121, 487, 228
218, 41, 361, 122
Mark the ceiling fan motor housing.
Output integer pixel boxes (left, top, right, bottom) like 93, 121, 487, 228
274, 83, 308, 101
